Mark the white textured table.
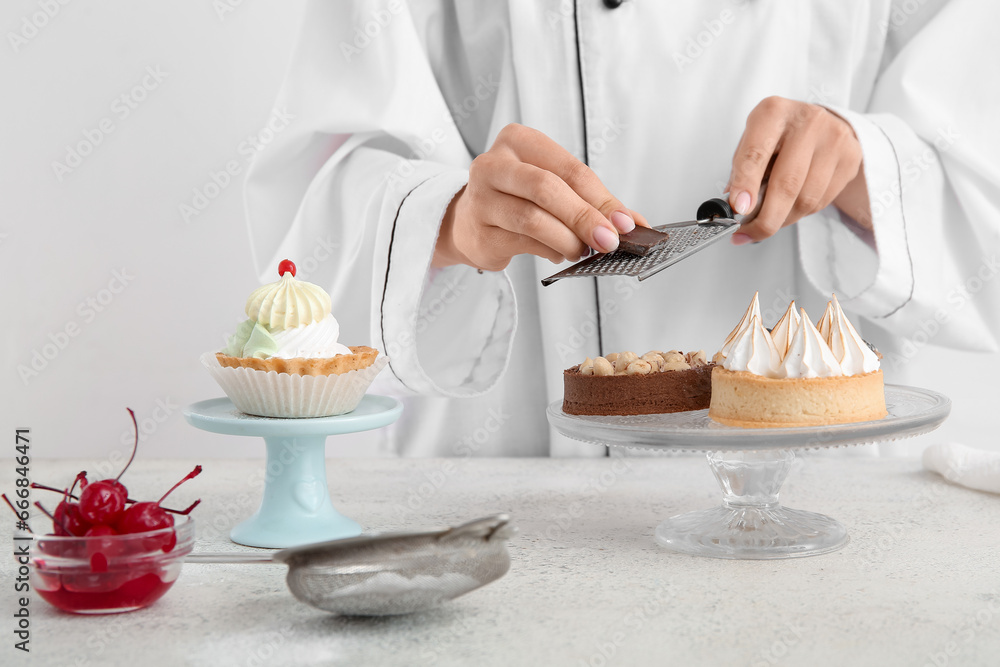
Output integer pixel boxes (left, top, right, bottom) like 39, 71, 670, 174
4, 457, 999, 667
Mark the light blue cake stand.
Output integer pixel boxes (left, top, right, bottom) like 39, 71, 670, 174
183, 395, 402, 549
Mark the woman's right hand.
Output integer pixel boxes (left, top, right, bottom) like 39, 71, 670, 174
433, 123, 646, 271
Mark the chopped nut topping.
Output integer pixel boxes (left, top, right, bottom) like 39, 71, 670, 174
593, 357, 615, 376
577, 349, 709, 375
613, 351, 638, 373
686, 350, 708, 367
626, 360, 653, 375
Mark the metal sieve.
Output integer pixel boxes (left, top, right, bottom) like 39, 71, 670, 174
186, 514, 514, 616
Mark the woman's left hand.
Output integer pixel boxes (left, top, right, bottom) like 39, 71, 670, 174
726, 96, 868, 245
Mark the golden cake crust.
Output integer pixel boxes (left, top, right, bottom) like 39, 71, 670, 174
708, 366, 887, 428
215, 346, 378, 377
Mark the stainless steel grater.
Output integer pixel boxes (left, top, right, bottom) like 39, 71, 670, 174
541, 190, 762, 286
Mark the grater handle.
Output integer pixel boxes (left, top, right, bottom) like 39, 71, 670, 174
695, 197, 736, 222
696, 180, 768, 225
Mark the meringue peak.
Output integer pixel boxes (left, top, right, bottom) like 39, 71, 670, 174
718, 292, 761, 361
828, 294, 880, 374
771, 301, 801, 360
778, 308, 844, 378
817, 300, 835, 345
722, 313, 782, 378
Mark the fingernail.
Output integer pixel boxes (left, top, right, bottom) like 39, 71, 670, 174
731, 232, 752, 246
734, 191, 752, 216
610, 211, 635, 233
593, 226, 619, 253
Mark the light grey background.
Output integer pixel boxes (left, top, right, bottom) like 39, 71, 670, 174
3, 0, 998, 460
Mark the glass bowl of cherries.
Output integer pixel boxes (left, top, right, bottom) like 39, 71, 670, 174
14, 409, 201, 614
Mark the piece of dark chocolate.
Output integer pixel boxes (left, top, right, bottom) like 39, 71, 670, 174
617, 226, 669, 256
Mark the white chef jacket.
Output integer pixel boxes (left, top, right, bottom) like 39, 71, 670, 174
244, 0, 1000, 457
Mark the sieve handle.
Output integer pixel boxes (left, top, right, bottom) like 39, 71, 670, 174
438, 514, 513, 543
186, 552, 278, 564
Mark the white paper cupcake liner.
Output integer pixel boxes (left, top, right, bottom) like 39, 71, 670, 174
201, 352, 388, 418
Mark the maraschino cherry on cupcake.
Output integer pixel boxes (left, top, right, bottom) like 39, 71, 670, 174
203, 259, 387, 418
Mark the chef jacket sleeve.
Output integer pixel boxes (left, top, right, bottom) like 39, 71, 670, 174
799, 0, 1000, 352
243, 0, 516, 398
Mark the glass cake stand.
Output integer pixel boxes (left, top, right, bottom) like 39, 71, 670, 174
184, 395, 402, 549
547, 385, 950, 560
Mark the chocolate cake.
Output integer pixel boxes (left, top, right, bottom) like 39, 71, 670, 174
562, 350, 714, 416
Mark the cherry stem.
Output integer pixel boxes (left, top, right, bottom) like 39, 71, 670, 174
31, 482, 75, 497
66, 471, 87, 501
157, 465, 203, 505
168, 499, 201, 516
30, 483, 195, 515
116, 407, 140, 483
1, 494, 32, 533
34, 501, 70, 535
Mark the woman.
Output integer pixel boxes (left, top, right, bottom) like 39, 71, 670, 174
245, 0, 1000, 456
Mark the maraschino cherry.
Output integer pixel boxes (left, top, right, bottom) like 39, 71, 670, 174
54, 471, 90, 536
278, 259, 296, 277
30, 481, 199, 517
78, 409, 139, 525
85, 524, 118, 537
117, 466, 202, 550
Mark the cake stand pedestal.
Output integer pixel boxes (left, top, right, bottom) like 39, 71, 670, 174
547, 385, 950, 560
184, 395, 402, 549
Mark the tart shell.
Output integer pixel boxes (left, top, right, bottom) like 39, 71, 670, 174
708, 366, 887, 428
562, 363, 714, 416
215, 346, 378, 376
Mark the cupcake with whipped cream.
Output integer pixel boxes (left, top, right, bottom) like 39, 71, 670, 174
709, 292, 886, 428
203, 259, 387, 418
